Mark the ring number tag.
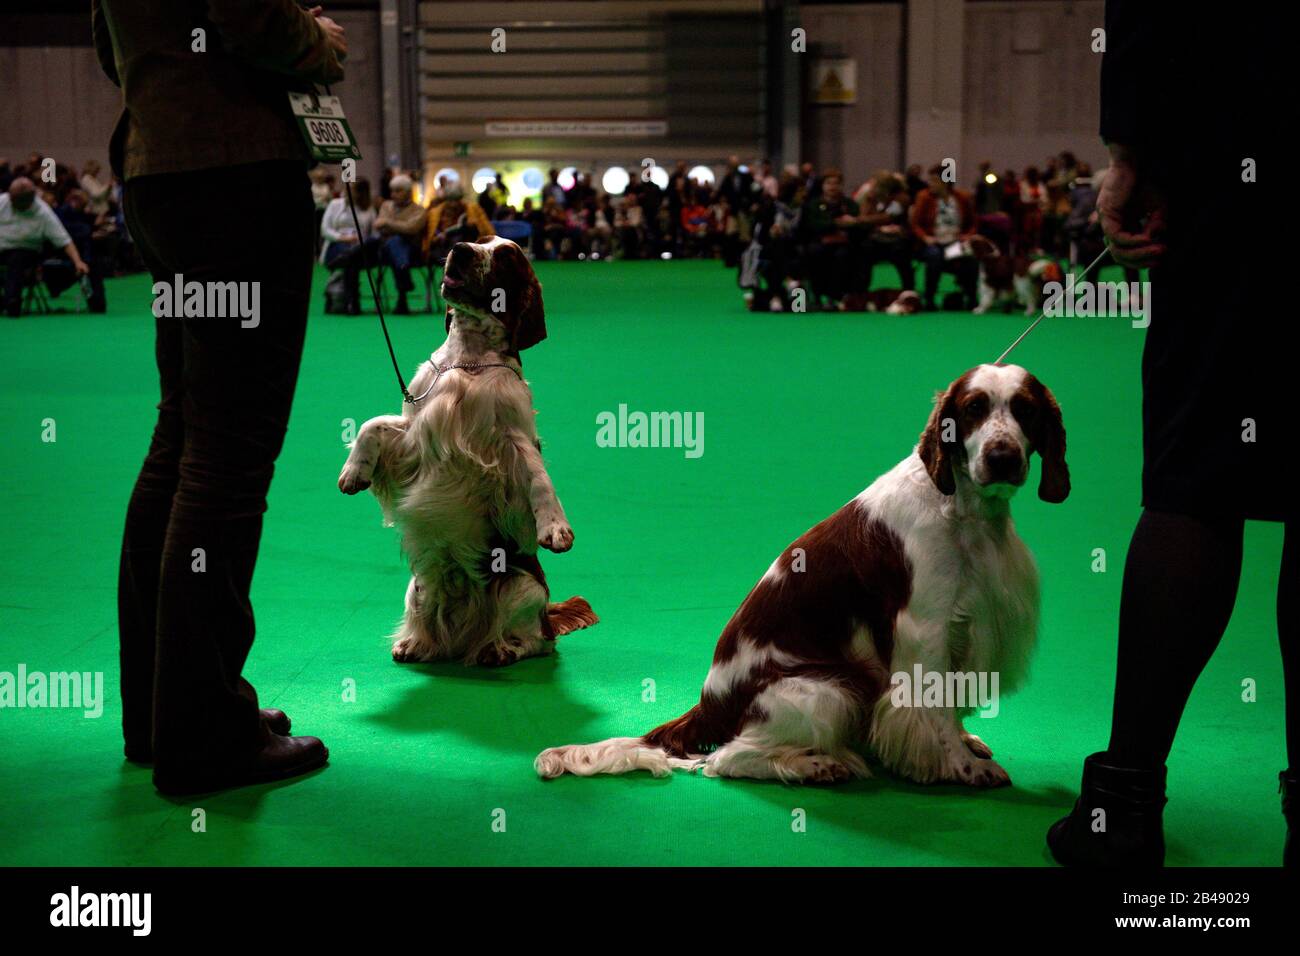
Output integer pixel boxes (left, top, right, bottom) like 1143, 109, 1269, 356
288, 92, 361, 163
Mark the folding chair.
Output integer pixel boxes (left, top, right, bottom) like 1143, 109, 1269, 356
491, 220, 533, 257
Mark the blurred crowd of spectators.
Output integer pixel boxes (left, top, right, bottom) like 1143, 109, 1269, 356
2, 148, 1109, 318
0, 152, 135, 316
308, 151, 1106, 315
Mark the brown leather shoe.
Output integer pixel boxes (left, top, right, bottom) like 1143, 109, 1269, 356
153, 734, 329, 796
261, 708, 291, 735
124, 708, 291, 764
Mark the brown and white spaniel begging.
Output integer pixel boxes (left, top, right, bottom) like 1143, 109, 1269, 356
537, 364, 1066, 785
339, 236, 596, 666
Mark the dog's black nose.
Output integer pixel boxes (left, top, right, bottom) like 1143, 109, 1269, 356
984, 445, 1024, 482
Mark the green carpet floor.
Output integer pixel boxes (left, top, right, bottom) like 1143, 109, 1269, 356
0, 260, 1286, 866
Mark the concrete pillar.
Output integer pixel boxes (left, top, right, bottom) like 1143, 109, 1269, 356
379, 0, 403, 169
903, 0, 965, 172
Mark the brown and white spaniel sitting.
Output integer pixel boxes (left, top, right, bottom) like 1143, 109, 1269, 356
537, 364, 1066, 785
339, 236, 596, 666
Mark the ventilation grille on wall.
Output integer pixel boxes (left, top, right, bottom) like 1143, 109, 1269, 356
417, 0, 766, 165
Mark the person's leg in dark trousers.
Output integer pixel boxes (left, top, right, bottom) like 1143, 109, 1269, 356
118, 160, 321, 789
920, 243, 946, 309
1047, 509, 1243, 866
1107, 510, 1244, 766
890, 245, 916, 291
380, 235, 415, 312
953, 254, 979, 309
2, 247, 42, 316
1279, 525, 1300, 768
864, 242, 916, 293
1279, 524, 1300, 865
324, 240, 362, 313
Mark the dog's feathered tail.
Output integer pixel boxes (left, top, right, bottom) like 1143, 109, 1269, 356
546, 595, 597, 636
535, 704, 717, 779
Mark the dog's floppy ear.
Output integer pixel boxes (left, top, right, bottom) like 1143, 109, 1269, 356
498, 242, 546, 352
1025, 376, 1070, 503
511, 269, 547, 352
918, 380, 962, 496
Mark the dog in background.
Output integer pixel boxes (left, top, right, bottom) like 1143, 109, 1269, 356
968, 235, 1065, 315
339, 236, 596, 666
838, 289, 921, 314
537, 363, 1067, 785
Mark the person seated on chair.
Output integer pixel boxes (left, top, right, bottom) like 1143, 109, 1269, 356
911, 164, 978, 311
0, 177, 90, 318
372, 174, 427, 314
423, 182, 493, 271
1064, 164, 1139, 287
53, 188, 108, 312
320, 177, 376, 315
799, 169, 864, 307
857, 171, 915, 294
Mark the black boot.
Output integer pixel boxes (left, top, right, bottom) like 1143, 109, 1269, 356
1047, 752, 1167, 867
153, 733, 328, 796
1281, 769, 1297, 867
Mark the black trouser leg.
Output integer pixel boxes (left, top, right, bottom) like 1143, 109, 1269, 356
117, 313, 183, 758
892, 248, 915, 291
119, 161, 314, 777
921, 245, 944, 305
1106, 509, 1245, 767
1279, 524, 1300, 768
2, 248, 40, 315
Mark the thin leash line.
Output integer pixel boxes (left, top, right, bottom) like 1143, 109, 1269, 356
992, 246, 1113, 365
340, 173, 520, 407
343, 178, 414, 403
323, 81, 415, 404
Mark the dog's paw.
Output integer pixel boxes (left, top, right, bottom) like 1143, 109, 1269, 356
338, 461, 372, 495
537, 519, 574, 553
476, 638, 525, 668
535, 748, 568, 779
477, 636, 551, 668
961, 731, 994, 759
798, 754, 857, 785
952, 756, 1011, 788
392, 635, 432, 663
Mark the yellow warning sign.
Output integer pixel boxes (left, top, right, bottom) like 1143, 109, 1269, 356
811, 58, 857, 105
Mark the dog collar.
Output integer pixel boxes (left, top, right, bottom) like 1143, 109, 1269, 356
410, 359, 523, 403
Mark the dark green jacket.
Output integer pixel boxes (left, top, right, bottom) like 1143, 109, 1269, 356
92, 0, 344, 180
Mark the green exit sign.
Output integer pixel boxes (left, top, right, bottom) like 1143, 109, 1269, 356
454, 142, 471, 158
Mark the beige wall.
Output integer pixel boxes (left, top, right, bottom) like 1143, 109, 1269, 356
0, 10, 384, 183
799, 0, 1105, 184
961, 0, 1106, 174
416, 0, 768, 176
0, 44, 120, 178
1, 1, 1112, 189
799, 3, 904, 188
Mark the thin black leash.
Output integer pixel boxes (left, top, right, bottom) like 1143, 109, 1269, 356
343, 177, 415, 403
992, 245, 1112, 364
322, 80, 416, 403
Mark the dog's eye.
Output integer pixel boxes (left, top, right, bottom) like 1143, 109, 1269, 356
1011, 397, 1037, 423
963, 396, 988, 419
